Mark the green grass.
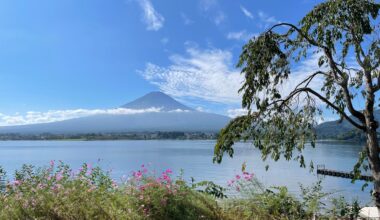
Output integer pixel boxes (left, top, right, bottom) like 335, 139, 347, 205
0, 162, 363, 219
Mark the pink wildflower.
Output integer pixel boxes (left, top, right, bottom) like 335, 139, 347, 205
227, 179, 235, 187
52, 184, 62, 192
56, 175, 63, 181
86, 168, 93, 176
143, 208, 149, 216
12, 180, 21, 186
50, 160, 55, 167
55, 172, 63, 181
235, 175, 241, 180
243, 172, 254, 181
165, 168, 172, 174
133, 171, 143, 180
165, 184, 171, 190
161, 173, 171, 183
112, 180, 118, 188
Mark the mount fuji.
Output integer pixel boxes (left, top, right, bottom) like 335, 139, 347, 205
0, 92, 231, 134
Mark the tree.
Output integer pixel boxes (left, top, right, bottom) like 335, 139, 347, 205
214, 0, 380, 206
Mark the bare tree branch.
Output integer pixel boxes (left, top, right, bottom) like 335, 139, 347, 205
268, 22, 366, 125
294, 71, 329, 90
283, 87, 366, 130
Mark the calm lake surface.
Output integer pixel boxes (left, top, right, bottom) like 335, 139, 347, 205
0, 140, 373, 204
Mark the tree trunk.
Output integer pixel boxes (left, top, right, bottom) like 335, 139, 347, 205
366, 121, 380, 207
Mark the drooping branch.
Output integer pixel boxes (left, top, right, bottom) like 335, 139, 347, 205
267, 22, 366, 124
282, 87, 366, 131
268, 23, 326, 49
294, 71, 329, 90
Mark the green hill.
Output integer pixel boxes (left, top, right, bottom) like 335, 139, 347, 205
315, 110, 380, 141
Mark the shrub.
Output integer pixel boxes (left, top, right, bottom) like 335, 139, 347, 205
127, 165, 223, 219
222, 170, 307, 220
0, 162, 223, 220
327, 196, 361, 220
0, 162, 365, 220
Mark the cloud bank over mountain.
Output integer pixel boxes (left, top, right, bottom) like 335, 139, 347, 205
0, 92, 230, 133
0, 108, 162, 126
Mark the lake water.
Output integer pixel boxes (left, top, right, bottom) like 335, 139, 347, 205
0, 140, 373, 204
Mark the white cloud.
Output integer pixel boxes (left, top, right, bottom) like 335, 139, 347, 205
195, 106, 205, 112
140, 46, 325, 112
168, 109, 191, 113
0, 108, 161, 126
257, 11, 279, 27
271, 52, 326, 109
137, 0, 164, 31
240, 6, 254, 19
227, 108, 248, 118
199, 0, 226, 26
141, 47, 243, 104
227, 30, 257, 41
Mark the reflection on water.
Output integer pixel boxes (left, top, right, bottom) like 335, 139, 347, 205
0, 140, 373, 204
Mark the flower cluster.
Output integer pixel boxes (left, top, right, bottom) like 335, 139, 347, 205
227, 171, 254, 186
128, 165, 186, 217
227, 171, 255, 192
0, 162, 224, 219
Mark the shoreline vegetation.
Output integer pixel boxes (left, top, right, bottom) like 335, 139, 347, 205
0, 131, 372, 142
0, 162, 365, 219
0, 132, 219, 141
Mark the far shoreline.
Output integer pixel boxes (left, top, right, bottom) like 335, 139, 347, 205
0, 134, 369, 143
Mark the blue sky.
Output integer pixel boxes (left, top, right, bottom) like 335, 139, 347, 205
0, 0, 333, 125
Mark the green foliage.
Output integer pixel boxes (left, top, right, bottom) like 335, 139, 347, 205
0, 132, 218, 141
328, 197, 361, 219
214, 0, 380, 178
335, 129, 367, 142
300, 180, 332, 216
223, 172, 320, 220
223, 188, 307, 220
0, 162, 365, 219
191, 178, 227, 199
224, 172, 364, 220
224, 169, 310, 219
0, 166, 5, 192
260, 187, 307, 219
0, 162, 224, 220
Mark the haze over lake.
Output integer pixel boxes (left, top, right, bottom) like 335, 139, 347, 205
0, 140, 372, 204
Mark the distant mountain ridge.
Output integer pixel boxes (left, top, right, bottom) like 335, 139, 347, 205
315, 110, 380, 140
0, 92, 230, 134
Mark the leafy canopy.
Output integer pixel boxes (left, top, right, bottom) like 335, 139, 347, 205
214, 0, 380, 169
